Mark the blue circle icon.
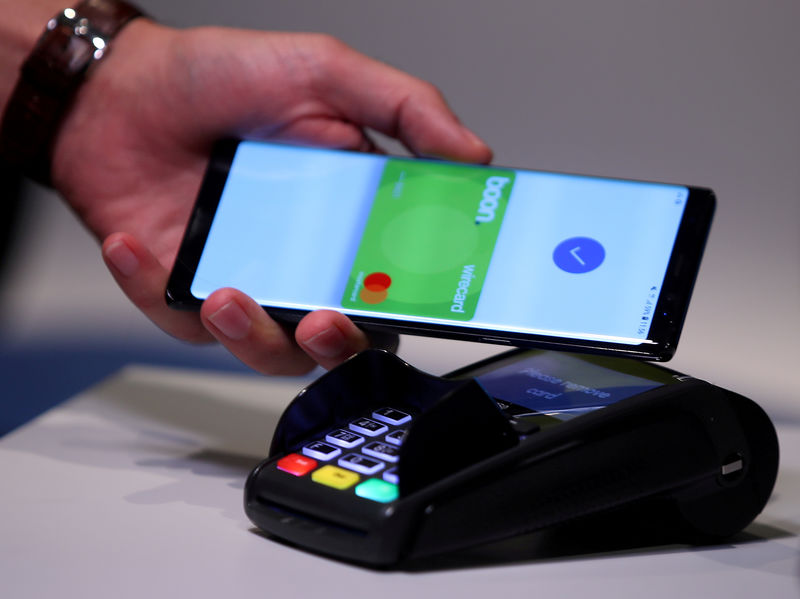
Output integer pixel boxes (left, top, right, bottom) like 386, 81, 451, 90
553, 237, 605, 274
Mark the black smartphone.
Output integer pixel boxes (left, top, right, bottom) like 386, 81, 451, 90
166, 140, 715, 360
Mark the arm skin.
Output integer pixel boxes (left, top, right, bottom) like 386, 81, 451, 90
0, 1, 492, 374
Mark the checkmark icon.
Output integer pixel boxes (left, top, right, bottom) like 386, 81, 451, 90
554, 237, 605, 273
569, 246, 587, 266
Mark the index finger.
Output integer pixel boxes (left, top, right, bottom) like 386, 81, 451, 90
303, 36, 493, 163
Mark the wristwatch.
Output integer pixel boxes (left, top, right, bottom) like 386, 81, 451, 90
0, 0, 144, 185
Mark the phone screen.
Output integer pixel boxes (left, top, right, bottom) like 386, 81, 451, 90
171, 141, 713, 358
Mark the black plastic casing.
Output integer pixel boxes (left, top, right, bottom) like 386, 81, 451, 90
243, 349, 779, 566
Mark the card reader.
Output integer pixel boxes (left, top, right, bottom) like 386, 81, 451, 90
244, 348, 779, 566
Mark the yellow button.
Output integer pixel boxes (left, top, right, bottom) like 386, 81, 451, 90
311, 465, 360, 490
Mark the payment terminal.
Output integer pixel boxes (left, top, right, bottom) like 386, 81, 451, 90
244, 349, 778, 566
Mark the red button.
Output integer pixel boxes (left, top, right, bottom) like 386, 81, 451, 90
277, 453, 317, 476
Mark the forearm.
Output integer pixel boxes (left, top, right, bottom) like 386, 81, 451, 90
0, 0, 69, 116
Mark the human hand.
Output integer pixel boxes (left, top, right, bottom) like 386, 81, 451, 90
51, 19, 492, 374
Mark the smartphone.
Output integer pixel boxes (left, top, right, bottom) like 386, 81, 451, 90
166, 139, 715, 360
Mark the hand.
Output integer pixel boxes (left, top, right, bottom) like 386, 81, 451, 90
51, 19, 492, 374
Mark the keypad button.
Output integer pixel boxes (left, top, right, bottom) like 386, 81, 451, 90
372, 407, 412, 426
383, 467, 399, 485
276, 453, 317, 476
384, 429, 407, 446
338, 453, 385, 475
362, 441, 400, 463
355, 479, 398, 503
325, 428, 365, 449
302, 441, 342, 461
349, 417, 388, 437
312, 465, 360, 490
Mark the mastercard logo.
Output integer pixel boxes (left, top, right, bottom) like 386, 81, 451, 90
360, 272, 392, 304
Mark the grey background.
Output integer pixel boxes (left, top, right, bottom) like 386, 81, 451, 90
2, 0, 798, 427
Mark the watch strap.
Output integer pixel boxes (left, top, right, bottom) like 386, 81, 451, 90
0, 0, 144, 185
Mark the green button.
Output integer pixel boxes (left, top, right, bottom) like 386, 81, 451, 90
355, 478, 398, 503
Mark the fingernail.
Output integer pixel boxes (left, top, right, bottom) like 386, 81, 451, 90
207, 300, 251, 340
104, 239, 139, 277
300, 325, 347, 359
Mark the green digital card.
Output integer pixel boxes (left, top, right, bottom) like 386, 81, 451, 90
341, 158, 515, 320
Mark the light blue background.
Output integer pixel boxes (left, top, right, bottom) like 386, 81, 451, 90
475, 172, 686, 342
192, 143, 383, 307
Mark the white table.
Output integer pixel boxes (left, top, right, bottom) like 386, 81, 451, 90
2, 363, 799, 598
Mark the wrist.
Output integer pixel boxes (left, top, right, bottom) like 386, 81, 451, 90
51, 17, 169, 196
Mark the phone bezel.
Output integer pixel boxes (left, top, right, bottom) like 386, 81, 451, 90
165, 139, 715, 361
